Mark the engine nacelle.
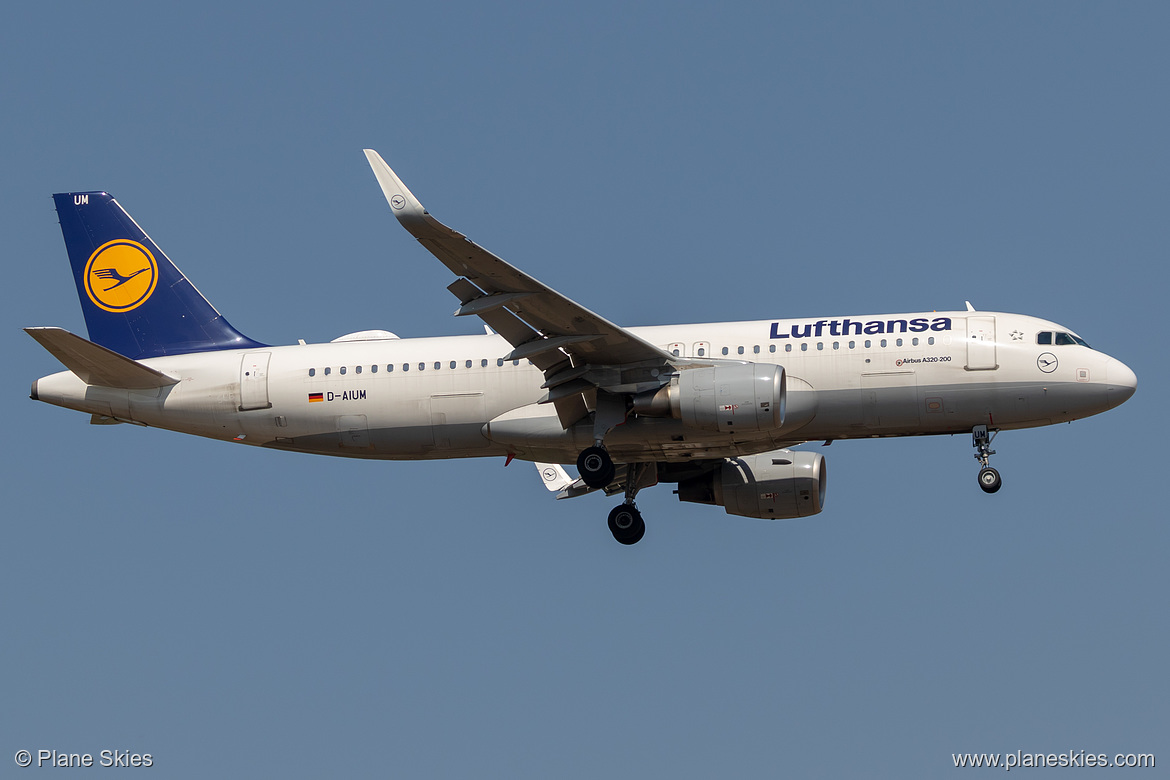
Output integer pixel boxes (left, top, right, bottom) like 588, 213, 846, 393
676, 450, 827, 520
633, 364, 785, 433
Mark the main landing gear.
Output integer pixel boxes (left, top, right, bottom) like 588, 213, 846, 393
576, 444, 649, 545
580, 392, 649, 544
972, 424, 1002, 494
606, 461, 649, 545
577, 445, 615, 489
608, 503, 645, 545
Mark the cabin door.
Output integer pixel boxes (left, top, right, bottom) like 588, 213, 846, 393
965, 316, 998, 371
239, 353, 272, 411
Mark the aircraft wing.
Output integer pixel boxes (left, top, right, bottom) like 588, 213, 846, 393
364, 150, 674, 375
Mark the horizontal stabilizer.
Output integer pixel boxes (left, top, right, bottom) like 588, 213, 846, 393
90, 414, 125, 425
25, 327, 179, 389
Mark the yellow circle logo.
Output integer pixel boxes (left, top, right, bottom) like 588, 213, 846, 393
83, 240, 158, 313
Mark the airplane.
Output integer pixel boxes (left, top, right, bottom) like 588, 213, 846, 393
27, 150, 1138, 545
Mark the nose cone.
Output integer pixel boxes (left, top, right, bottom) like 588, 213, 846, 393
1106, 358, 1137, 408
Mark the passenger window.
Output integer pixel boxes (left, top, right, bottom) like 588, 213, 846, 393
785, 344, 792, 353
481, 359, 488, 367
371, 365, 377, 373
1038, 332, 1052, 345
800, 343, 808, 352
722, 347, 729, 356
340, 366, 347, 375
832, 342, 840, 350
896, 338, 903, 347
864, 340, 871, 348
402, 364, 409, 372
419, 363, 425, 371
324, 367, 331, 376
737, 346, 744, 355
697, 347, 705, 357
769, 344, 776, 353
817, 342, 824, 350
308, 368, 315, 377
512, 360, 519, 366
465, 360, 472, 368
672, 349, 680, 357
928, 337, 935, 346
387, 364, 394, 372
355, 365, 362, 374
497, 358, 504, 367
880, 339, 888, 348
912, 338, 919, 346
753, 345, 760, 354
848, 341, 856, 349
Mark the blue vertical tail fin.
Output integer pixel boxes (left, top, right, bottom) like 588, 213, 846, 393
53, 192, 265, 359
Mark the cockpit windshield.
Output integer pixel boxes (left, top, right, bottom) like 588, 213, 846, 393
1037, 331, 1091, 349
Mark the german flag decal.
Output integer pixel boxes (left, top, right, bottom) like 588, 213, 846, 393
308, 393, 324, 403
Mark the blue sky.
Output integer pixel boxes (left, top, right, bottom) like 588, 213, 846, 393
2, 2, 1166, 777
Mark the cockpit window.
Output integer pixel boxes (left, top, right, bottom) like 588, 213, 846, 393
1041, 330, 1091, 348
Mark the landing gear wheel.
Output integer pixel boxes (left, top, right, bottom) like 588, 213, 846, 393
978, 467, 1002, 494
608, 504, 645, 545
578, 446, 615, 489
972, 426, 1002, 494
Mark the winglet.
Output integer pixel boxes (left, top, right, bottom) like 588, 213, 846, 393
25, 327, 178, 388
536, 462, 574, 493
363, 149, 431, 230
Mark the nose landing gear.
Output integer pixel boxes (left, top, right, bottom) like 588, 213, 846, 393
972, 424, 1002, 493
978, 466, 1002, 493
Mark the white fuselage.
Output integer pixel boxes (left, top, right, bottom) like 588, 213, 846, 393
33, 311, 1136, 464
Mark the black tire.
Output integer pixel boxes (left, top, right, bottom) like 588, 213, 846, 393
608, 504, 645, 545
978, 467, 1002, 494
578, 446, 615, 488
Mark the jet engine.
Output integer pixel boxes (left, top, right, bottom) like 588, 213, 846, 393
676, 450, 827, 520
632, 364, 785, 433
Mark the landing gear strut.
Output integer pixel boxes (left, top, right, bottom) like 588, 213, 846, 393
607, 462, 650, 545
579, 392, 649, 543
579, 392, 626, 489
972, 424, 1002, 494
